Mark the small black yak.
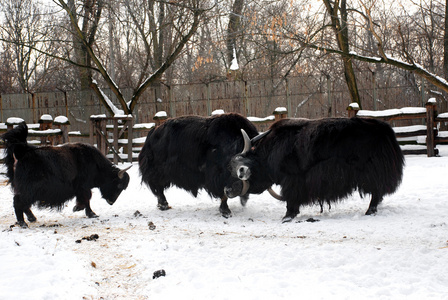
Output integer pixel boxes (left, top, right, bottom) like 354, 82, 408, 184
1, 123, 131, 228
224, 117, 404, 222
138, 113, 259, 217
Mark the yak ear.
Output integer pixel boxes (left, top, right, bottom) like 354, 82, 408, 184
118, 165, 132, 179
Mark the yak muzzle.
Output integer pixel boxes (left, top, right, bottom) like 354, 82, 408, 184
224, 180, 250, 198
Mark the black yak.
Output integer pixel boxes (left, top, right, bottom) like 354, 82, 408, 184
224, 117, 404, 222
138, 113, 259, 217
1, 123, 131, 228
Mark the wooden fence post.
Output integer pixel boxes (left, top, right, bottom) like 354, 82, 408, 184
113, 118, 119, 164
425, 100, 437, 157
273, 107, 288, 121
39, 114, 53, 145
347, 103, 360, 118
53, 116, 70, 145
154, 111, 168, 126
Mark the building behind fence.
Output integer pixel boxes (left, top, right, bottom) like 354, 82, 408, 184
0, 72, 434, 135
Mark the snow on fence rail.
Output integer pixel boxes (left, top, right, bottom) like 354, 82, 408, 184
4, 103, 447, 164
347, 98, 448, 157
88, 108, 286, 163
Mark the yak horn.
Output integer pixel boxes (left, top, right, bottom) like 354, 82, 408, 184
268, 187, 283, 200
118, 165, 132, 179
241, 129, 252, 154
241, 180, 250, 196
251, 130, 270, 144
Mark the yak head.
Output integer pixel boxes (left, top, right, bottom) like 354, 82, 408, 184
99, 165, 131, 205
224, 129, 279, 199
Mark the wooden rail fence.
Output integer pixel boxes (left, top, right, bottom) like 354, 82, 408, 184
348, 98, 448, 157
2, 103, 448, 163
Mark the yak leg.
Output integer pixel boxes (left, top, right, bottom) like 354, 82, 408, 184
24, 207, 37, 223
13, 195, 28, 228
282, 200, 301, 223
73, 189, 98, 218
219, 195, 232, 218
151, 187, 171, 211
282, 180, 305, 223
366, 193, 383, 215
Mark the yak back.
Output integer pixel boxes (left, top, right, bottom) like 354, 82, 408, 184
254, 117, 404, 197
139, 113, 258, 197
13, 143, 120, 208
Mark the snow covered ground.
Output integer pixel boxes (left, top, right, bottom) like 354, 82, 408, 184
1, 146, 448, 300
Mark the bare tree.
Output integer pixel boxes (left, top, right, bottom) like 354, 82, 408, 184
0, 0, 56, 92
55, 0, 208, 115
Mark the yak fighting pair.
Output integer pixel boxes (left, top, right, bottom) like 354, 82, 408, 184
1, 113, 404, 227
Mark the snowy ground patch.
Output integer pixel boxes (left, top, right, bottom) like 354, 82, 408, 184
1, 146, 448, 299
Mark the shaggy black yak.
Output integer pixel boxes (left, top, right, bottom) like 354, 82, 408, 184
138, 113, 259, 217
224, 117, 404, 222
1, 123, 131, 227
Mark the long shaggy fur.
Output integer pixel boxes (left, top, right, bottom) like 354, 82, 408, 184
1, 123, 130, 227
226, 117, 404, 221
138, 113, 259, 217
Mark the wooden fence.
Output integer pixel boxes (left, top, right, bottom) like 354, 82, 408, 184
348, 98, 448, 157
3, 100, 448, 163
0, 72, 430, 137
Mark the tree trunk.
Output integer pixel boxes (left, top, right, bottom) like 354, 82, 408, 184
443, 0, 448, 80
227, 0, 245, 66
324, 0, 361, 107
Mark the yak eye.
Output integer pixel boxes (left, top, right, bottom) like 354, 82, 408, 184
239, 167, 245, 173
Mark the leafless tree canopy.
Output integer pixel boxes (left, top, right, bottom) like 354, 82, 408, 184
1, 0, 448, 111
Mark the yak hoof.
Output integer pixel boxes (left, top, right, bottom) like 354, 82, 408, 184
219, 206, 232, 219
86, 211, 99, 218
365, 208, 377, 215
16, 221, 28, 228
281, 216, 294, 223
27, 215, 37, 223
73, 205, 84, 212
221, 211, 232, 219
158, 204, 172, 211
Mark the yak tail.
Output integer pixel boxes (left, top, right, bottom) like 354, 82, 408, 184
359, 120, 405, 197
0, 123, 31, 184
377, 126, 405, 195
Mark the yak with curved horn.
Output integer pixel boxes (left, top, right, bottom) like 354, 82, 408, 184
138, 113, 259, 218
224, 117, 404, 222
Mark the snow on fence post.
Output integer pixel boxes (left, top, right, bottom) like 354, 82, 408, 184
5, 117, 25, 131
154, 111, 168, 127
53, 116, 70, 144
38, 114, 53, 145
425, 98, 437, 157
347, 103, 360, 118
273, 107, 288, 121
